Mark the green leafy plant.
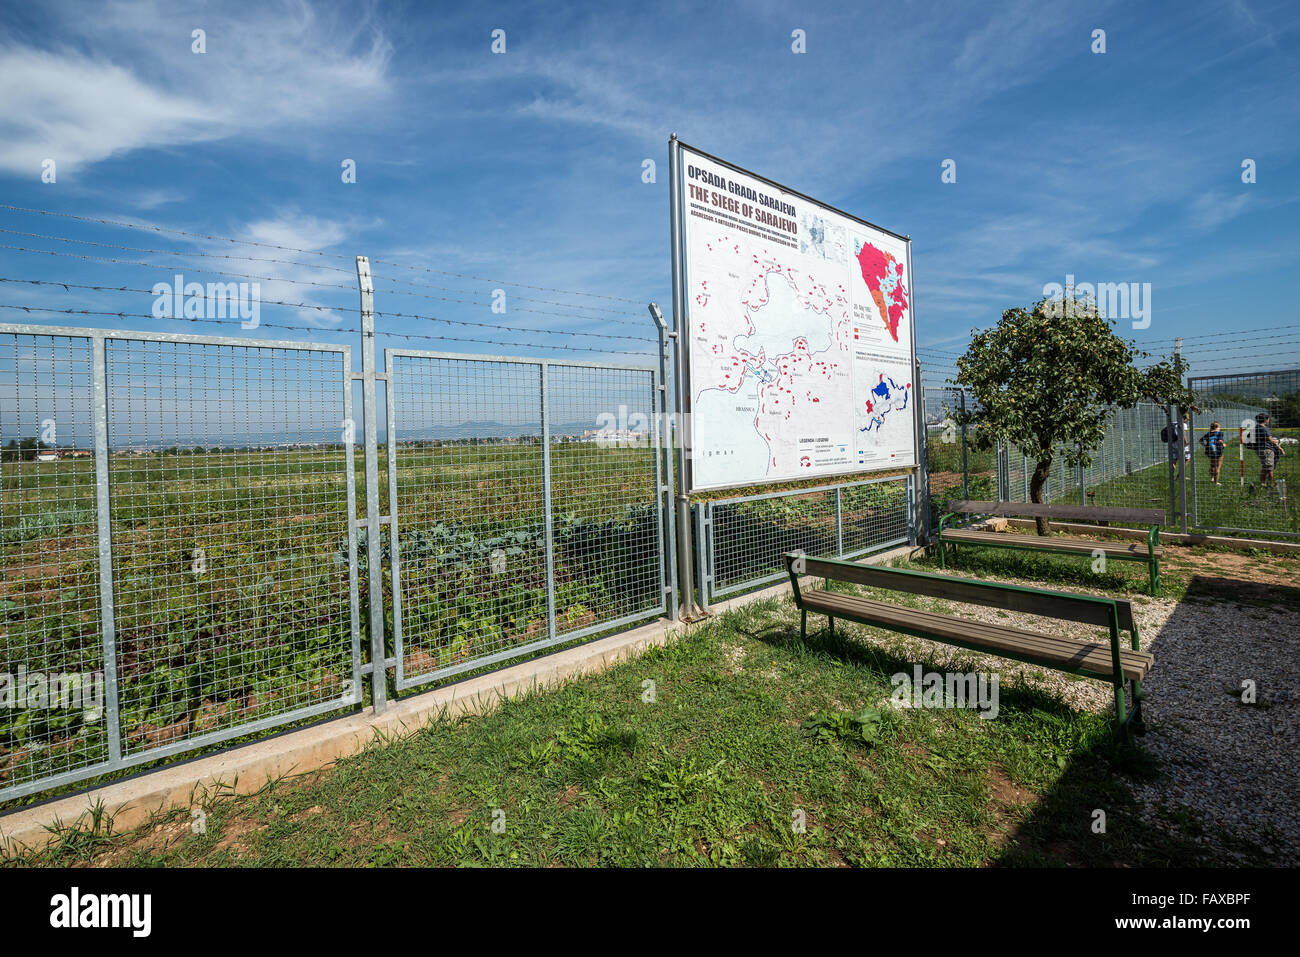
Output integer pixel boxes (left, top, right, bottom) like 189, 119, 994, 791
802, 706, 886, 746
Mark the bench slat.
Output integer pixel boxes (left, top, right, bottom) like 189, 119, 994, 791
802, 590, 1152, 681
948, 500, 1165, 525
943, 528, 1164, 560
795, 555, 1131, 631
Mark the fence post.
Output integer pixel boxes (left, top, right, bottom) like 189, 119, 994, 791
959, 390, 969, 500
539, 362, 557, 640
915, 359, 930, 543
908, 473, 921, 545
91, 333, 123, 767
694, 502, 711, 613
648, 304, 679, 621
1187, 404, 1198, 529
1178, 406, 1190, 533
356, 256, 386, 713
667, 138, 697, 618
835, 486, 844, 555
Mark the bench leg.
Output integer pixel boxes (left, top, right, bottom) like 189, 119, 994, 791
1131, 678, 1146, 735
1149, 559, 1159, 597
828, 616, 835, 637
1112, 678, 1129, 740
938, 538, 947, 569
800, 609, 807, 640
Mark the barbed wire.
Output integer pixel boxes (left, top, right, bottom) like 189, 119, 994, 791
0, 243, 358, 292
0, 226, 652, 322
0, 304, 657, 357
369, 281, 651, 329
0, 226, 357, 275
1, 242, 655, 331
0, 204, 647, 306
0, 303, 355, 336
0, 277, 654, 343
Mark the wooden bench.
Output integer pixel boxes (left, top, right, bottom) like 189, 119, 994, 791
936, 501, 1166, 596
784, 552, 1153, 736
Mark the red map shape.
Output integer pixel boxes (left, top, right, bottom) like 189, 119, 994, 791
855, 243, 908, 341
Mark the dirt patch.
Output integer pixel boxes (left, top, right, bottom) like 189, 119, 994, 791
986, 763, 1033, 807
980, 764, 1035, 853
1165, 550, 1300, 591
214, 815, 268, 854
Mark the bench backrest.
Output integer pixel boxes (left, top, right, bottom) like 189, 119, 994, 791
785, 553, 1135, 633
948, 500, 1164, 526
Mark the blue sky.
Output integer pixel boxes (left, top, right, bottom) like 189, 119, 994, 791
0, 0, 1297, 383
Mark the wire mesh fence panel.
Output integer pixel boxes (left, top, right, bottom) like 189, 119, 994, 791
546, 363, 665, 637
922, 385, 994, 529
388, 354, 548, 687
1189, 371, 1299, 538
0, 332, 106, 797
702, 475, 911, 602
995, 403, 1185, 523
1078, 403, 1180, 521
105, 337, 360, 761
387, 353, 667, 689
838, 478, 912, 555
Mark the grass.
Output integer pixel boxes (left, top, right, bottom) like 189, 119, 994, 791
7, 575, 1256, 868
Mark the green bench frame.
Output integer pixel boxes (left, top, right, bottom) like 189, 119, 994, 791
784, 552, 1151, 737
936, 500, 1165, 596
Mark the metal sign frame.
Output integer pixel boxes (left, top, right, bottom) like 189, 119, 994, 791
668, 135, 921, 496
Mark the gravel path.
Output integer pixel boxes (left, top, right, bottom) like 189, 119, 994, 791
851, 573, 1299, 865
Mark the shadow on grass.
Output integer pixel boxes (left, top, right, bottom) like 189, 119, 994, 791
743, 610, 1224, 866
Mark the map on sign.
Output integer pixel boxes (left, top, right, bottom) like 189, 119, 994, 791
676, 143, 916, 491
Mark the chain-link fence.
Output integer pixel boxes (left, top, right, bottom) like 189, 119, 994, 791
998, 403, 1179, 519
693, 474, 913, 610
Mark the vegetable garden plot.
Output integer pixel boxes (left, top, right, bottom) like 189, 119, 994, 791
1, 328, 362, 803
385, 351, 667, 690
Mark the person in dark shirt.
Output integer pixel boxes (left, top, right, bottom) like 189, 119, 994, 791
1199, 421, 1225, 484
1252, 412, 1284, 486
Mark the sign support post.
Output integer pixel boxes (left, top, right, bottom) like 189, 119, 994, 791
668, 135, 697, 617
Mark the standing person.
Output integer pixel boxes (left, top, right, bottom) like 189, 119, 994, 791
1252, 412, 1284, 487
1160, 413, 1186, 478
1199, 421, 1225, 484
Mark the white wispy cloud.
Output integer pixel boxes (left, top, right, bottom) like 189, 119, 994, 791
0, 0, 393, 177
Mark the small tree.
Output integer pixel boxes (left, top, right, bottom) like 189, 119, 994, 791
957, 294, 1196, 535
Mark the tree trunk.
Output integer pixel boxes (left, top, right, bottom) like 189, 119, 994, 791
1029, 458, 1052, 535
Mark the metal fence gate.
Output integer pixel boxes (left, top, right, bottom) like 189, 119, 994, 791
1, 324, 363, 802
384, 351, 671, 690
